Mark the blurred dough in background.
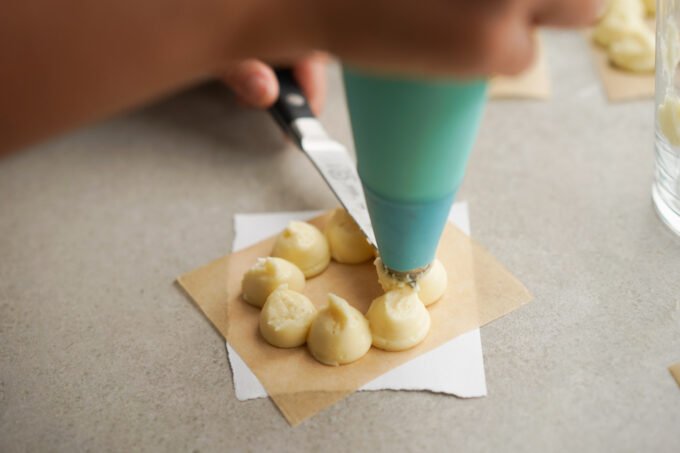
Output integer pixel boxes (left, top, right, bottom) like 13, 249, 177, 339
593, 0, 655, 73
609, 24, 656, 72
593, 1, 643, 47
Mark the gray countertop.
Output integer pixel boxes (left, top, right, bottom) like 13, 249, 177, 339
1, 30, 679, 452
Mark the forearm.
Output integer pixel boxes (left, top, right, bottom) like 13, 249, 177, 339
0, 0, 246, 154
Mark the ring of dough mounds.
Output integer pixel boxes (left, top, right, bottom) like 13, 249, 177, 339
272, 221, 330, 278
324, 207, 375, 264
375, 257, 447, 306
259, 286, 317, 348
307, 293, 372, 366
241, 257, 305, 307
365, 288, 431, 352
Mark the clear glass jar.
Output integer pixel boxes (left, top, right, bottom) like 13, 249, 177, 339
654, 0, 680, 235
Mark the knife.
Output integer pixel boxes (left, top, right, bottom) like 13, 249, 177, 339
268, 68, 377, 248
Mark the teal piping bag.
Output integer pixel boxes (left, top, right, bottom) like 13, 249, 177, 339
343, 67, 487, 272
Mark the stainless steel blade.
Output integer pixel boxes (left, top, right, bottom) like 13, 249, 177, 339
291, 118, 376, 248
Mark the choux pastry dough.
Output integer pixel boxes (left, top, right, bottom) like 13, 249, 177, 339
414, 259, 448, 306
375, 257, 407, 292
323, 208, 375, 264
307, 293, 372, 366
609, 24, 655, 72
259, 287, 317, 348
241, 257, 305, 308
272, 221, 330, 278
609, 0, 644, 18
365, 288, 431, 351
375, 257, 448, 306
592, 0, 655, 73
593, 0, 643, 47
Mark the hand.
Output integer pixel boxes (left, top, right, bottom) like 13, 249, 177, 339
227, 0, 600, 78
310, 0, 600, 76
221, 54, 328, 115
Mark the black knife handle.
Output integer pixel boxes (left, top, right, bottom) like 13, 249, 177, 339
269, 69, 315, 145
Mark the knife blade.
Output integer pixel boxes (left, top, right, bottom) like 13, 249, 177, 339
268, 69, 376, 248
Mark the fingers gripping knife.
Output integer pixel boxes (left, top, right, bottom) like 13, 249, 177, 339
269, 68, 488, 283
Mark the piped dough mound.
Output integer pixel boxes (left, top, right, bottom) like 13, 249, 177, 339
415, 259, 448, 306
365, 288, 431, 352
375, 257, 448, 306
324, 208, 375, 264
272, 221, 330, 278
241, 257, 305, 307
259, 287, 317, 348
307, 293, 372, 366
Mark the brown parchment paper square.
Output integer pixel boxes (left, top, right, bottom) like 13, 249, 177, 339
670, 362, 680, 388
586, 25, 655, 102
489, 33, 551, 100
177, 212, 533, 426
